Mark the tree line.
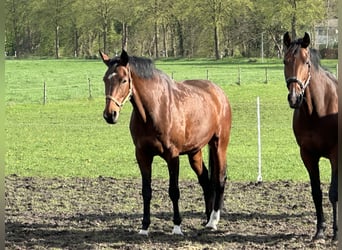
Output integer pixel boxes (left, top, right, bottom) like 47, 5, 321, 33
5, 0, 337, 59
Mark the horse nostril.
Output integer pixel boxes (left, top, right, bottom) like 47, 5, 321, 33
112, 111, 119, 124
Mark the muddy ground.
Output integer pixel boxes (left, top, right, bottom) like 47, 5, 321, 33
5, 175, 337, 249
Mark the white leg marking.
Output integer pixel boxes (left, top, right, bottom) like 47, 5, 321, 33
205, 210, 220, 230
138, 229, 149, 236
172, 225, 183, 235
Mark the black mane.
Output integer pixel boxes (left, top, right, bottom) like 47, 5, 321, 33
109, 55, 156, 79
308, 48, 321, 70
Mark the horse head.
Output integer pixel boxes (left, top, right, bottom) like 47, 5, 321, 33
283, 32, 312, 109
100, 50, 132, 124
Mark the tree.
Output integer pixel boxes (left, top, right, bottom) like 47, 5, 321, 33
4, 0, 332, 59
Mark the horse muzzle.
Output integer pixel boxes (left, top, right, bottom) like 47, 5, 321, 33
103, 110, 119, 124
287, 92, 303, 109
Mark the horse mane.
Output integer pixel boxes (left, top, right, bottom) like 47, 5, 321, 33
108, 55, 158, 80
310, 48, 338, 85
127, 56, 156, 79
308, 48, 320, 70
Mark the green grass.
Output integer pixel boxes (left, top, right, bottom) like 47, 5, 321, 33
5, 58, 337, 181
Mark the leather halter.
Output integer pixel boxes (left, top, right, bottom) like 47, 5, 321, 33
105, 67, 133, 109
286, 61, 311, 94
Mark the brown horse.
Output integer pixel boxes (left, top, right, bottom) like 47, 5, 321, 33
283, 32, 338, 241
99, 50, 232, 235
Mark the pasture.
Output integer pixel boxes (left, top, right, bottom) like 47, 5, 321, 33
5, 58, 338, 249
5, 58, 337, 181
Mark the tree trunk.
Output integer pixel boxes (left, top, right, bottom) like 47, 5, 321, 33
290, 0, 297, 39
176, 20, 184, 57
162, 24, 168, 57
55, 25, 59, 59
122, 22, 128, 51
214, 24, 220, 59
154, 21, 159, 59
74, 29, 79, 57
103, 22, 107, 53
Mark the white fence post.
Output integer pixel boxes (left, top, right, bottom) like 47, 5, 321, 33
257, 96, 262, 183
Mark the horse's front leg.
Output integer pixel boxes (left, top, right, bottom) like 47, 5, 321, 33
136, 149, 153, 235
167, 156, 183, 235
301, 149, 325, 240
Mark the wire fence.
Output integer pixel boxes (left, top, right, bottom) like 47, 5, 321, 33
6, 63, 338, 105
4, 68, 276, 104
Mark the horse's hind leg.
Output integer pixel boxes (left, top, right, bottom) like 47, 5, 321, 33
167, 156, 183, 235
188, 151, 213, 222
329, 153, 338, 241
206, 145, 227, 230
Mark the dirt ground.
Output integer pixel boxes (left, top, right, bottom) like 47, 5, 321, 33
5, 175, 338, 249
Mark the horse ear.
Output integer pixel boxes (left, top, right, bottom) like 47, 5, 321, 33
120, 49, 129, 66
283, 32, 291, 48
99, 50, 111, 67
302, 32, 310, 48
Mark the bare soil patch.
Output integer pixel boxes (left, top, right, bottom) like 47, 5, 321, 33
5, 175, 337, 249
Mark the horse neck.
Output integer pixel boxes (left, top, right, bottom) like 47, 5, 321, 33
303, 67, 338, 117
130, 73, 170, 123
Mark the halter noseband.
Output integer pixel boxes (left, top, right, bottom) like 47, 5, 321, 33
105, 67, 133, 109
286, 61, 311, 94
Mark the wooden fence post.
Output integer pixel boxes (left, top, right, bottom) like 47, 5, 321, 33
88, 78, 92, 99
43, 81, 46, 105
264, 67, 268, 84
237, 67, 241, 85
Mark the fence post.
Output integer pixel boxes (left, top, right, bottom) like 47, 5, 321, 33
43, 81, 46, 105
257, 96, 262, 183
88, 78, 92, 99
237, 67, 241, 85
264, 67, 268, 84
206, 69, 209, 80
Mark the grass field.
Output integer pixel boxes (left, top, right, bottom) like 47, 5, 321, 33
5, 57, 337, 182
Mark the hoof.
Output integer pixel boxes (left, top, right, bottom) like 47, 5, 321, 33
205, 210, 220, 230
172, 225, 183, 235
138, 229, 148, 236
205, 223, 217, 230
312, 229, 324, 242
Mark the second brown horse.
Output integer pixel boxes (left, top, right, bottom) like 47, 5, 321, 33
283, 32, 338, 241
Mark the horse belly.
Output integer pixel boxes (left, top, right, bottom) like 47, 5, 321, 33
295, 129, 336, 156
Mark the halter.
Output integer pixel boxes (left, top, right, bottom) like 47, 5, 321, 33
286, 61, 311, 95
105, 67, 133, 109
